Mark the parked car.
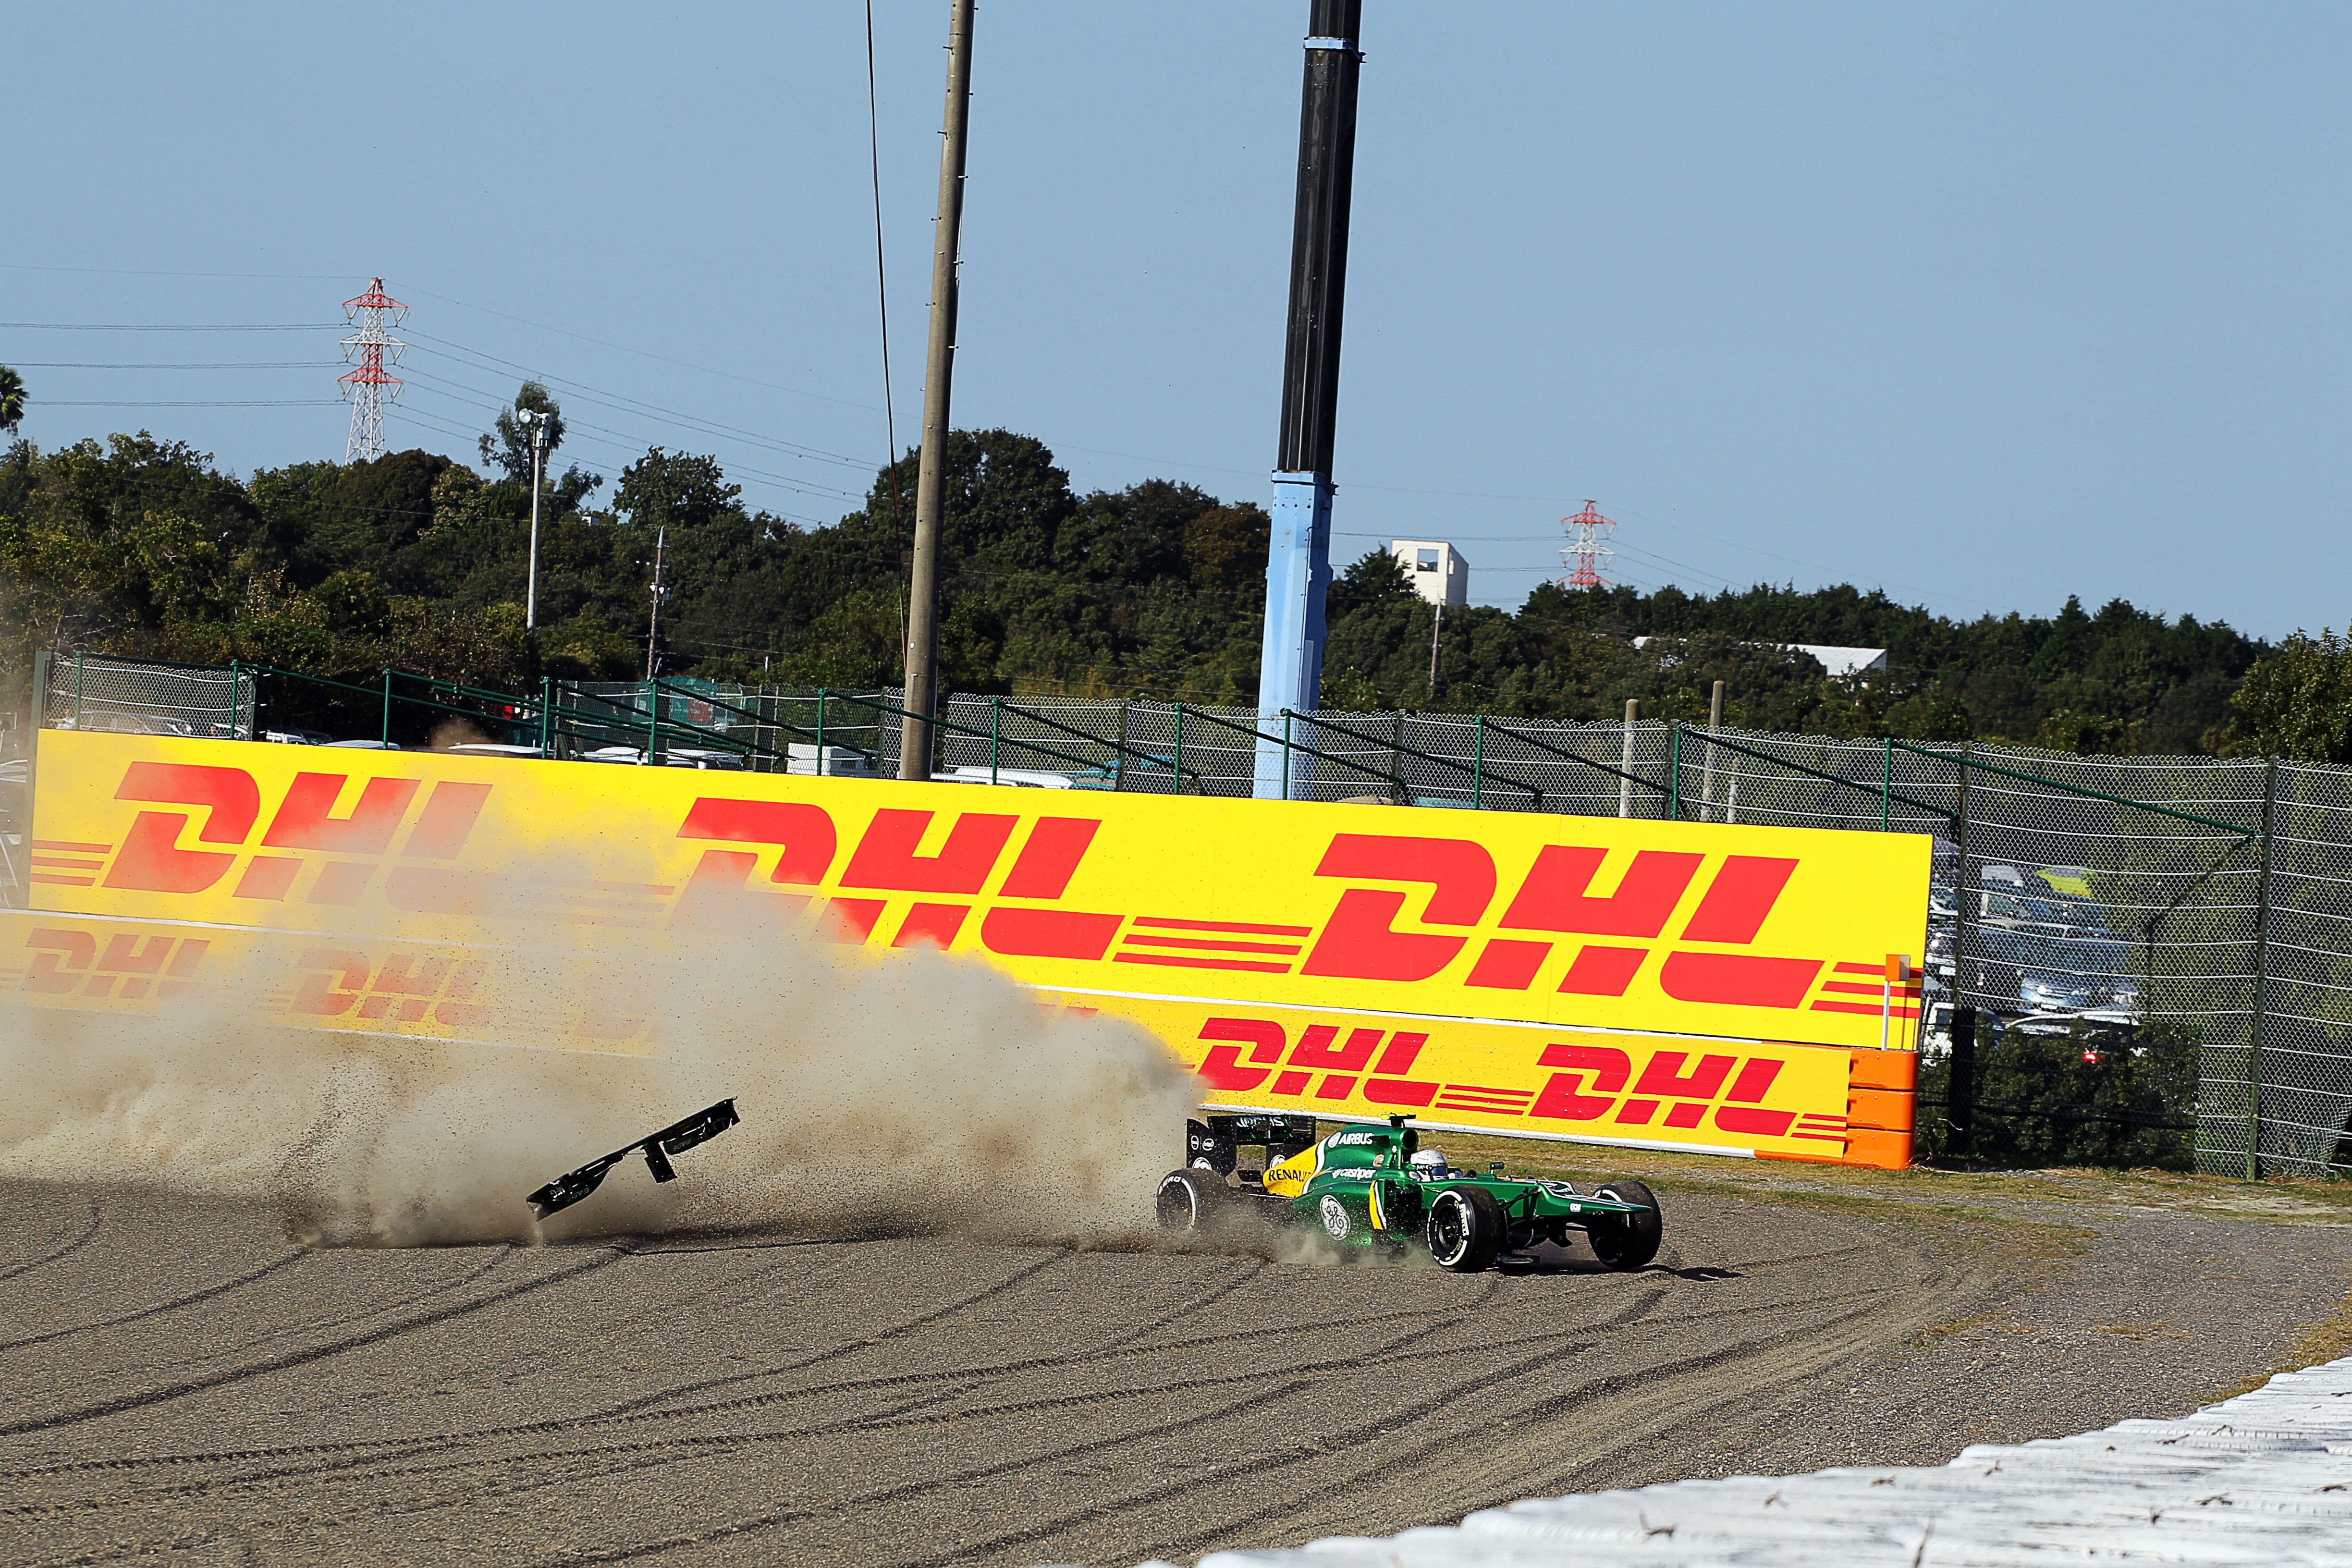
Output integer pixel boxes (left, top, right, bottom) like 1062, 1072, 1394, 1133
52, 711, 193, 736
937, 766, 1075, 789
578, 745, 747, 770
1925, 863, 2140, 1025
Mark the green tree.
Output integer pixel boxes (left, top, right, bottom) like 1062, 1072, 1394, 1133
479, 381, 564, 485
2225, 628, 2352, 761
0, 366, 24, 440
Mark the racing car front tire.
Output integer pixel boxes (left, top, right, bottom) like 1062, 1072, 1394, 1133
1156, 1168, 1226, 1232
1425, 1186, 1505, 1273
1586, 1179, 1662, 1270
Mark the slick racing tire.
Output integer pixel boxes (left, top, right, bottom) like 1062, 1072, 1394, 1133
1586, 1178, 1662, 1271
1156, 1168, 1226, 1232
1424, 1185, 1506, 1273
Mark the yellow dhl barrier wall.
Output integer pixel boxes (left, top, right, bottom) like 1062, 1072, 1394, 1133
19, 732, 1930, 1165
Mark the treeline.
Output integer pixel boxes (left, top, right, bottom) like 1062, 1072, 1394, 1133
0, 411, 2323, 758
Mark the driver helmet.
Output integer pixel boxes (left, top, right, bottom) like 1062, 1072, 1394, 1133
1408, 1148, 1449, 1174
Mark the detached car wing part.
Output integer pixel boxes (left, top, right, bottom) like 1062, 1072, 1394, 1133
526, 1098, 741, 1219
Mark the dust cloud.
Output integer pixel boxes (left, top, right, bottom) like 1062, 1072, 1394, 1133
0, 893, 1203, 1250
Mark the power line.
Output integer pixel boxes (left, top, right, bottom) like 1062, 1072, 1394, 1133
401, 339, 872, 474
395, 376, 853, 514
39, 399, 342, 407
0, 321, 337, 331
390, 285, 882, 413
0, 261, 354, 281
4, 361, 335, 370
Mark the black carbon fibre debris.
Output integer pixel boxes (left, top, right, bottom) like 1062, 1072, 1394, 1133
526, 1099, 740, 1219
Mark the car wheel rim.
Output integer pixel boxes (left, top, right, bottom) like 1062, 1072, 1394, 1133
1429, 1195, 1465, 1262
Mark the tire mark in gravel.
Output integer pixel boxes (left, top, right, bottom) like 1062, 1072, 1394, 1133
353, 1388, 983, 1524
604, 1322, 1625, 1568
0, 1275, 1494, 1492
7, 1310, 1495, 1526
511, 1380, 1324, 1568
1146, 1247, 1996, 1558
0, 1247, 631, 1438
577, 1247, 1070, 1421
991, 1269, 1979, 1568
0, 1202, 100, 1286
913, 1228, 1969, 1563
0, 1243, 1898, 1499
0, 1250, 308, 1354
0, 1257, 1915, 1500
561, 1270, 1507, 1431
116, 1249, 517, 1370
0, 1251, 1082, 1494
1085, 1255, 1272, 1356
3, 1387, 1329, 1568
0, 1386, 977, 1530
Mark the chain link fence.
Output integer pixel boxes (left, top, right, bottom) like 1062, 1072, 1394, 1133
17, 661, 2352, 1179
37, 651, 258, 741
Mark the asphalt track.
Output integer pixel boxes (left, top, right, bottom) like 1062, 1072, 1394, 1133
0, 1174, 2045, 1568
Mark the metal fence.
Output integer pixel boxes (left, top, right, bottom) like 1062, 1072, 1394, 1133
36, 651, 258, 741
18, 660, 2352, 1180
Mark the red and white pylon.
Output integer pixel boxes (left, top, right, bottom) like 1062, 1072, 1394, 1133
1557, 500, 1617, 590
338, 278, 407, 463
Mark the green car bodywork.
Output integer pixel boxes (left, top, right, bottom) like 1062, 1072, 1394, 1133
1158, 1113, 1664, 1273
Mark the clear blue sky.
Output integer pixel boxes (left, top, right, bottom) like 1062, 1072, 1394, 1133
6, 3, 2346, 638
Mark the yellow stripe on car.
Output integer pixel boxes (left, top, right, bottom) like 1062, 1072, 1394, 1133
1263, 1141, 1322, 1198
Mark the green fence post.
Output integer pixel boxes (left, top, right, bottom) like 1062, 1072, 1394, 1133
74, 652, 84, 729
1473, 713, 1485, 809
1283, 710, 1294, 801
645, 680, 660, 766
1113, 700, 1129, 793
228, 660, 242, 741
539, 676, 553, 758
1948, 742, 1977, 1156
815, 688, 827, 772
1669, 724, 1682, 820
1172, 704, 1185, 796
990, 696, 1002, 784
380, 669, 392, 746
1882, 737, 1894, 831
2246, 759, 2278, 1180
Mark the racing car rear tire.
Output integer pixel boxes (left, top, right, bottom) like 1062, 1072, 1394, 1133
1425, 1185, 1505, 1273
1156, 1168, 1225, 1232
1586, 1179, 1662, 1270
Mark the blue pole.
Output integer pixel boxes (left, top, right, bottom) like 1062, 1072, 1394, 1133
1253, 470, 1334, 797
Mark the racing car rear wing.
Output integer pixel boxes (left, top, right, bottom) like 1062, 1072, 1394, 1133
1186, 1114, 1318, 1188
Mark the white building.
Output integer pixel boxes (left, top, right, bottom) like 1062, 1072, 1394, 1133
1630, 637, 1889, 679
1390, 539, 1469, 608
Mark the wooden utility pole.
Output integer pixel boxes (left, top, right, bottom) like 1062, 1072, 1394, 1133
899, 0, 976, 781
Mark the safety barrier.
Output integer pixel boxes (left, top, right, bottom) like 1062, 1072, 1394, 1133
19, 655, 2352, 1177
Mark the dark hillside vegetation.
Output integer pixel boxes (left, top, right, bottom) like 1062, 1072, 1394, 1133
0, 417, 2308, 756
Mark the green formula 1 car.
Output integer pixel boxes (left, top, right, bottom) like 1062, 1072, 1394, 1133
1156, 1113, 1662, 1273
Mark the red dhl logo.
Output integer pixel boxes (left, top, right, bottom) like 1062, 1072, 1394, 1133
49, 763, 1899, 1017
281, 948, 494, 1028
16, 928, 210, 999
1191, 1017, 1846, 1144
